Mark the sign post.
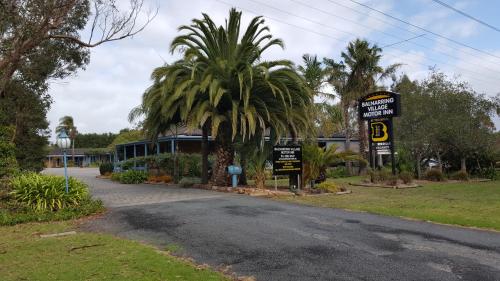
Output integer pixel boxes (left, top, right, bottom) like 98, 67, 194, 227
273, 145, 302, 190
359, 91, 401, 175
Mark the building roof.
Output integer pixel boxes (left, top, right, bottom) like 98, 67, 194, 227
47, 147, 111, 156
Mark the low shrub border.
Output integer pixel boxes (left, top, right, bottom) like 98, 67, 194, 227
0, 198, 104, 226
1, 173, 104, 226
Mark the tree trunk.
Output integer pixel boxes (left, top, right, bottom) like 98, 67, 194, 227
357, 114, 368, 175
212, 141, 234, 186
436, 151, 443, 173
255, 169, 266, 190
239, 156, 248, 185
343, 102, 353, 175
460, 157, 467, 172
201, 124, 209, 184
416, 154, 422, 179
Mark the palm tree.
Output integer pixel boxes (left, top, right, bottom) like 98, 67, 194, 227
131, 9, 313, 186
302, 143, 365, 186
326, 39, 400, 167
55, 116, 77, 161
323, 58, 354, 173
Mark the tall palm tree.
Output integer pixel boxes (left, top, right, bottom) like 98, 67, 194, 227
326, 39, 400, 166
131, 9, 313, 186
323, 57, 354, 173
55, 116, 77, 161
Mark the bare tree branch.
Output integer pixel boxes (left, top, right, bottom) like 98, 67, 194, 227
49, 0, 158, 48
0, 0, 158, 97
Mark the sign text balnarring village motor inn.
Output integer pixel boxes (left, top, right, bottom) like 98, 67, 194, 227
359, 91, 401, 119
272, 145, 302, 175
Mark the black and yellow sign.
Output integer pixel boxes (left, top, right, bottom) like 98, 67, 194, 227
273, 145, 302, 175
369, 118, 393, 153
359, 91, 401, 120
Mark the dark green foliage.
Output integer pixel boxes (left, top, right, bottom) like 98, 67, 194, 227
0, 197, 104, 226
476, 167, 499, 180
118, 170, 147, 184
425, 169, 445, 182
315, 181, 338, 193
119, 153, 207, 178
326, 166, 348, 178
0, 125, 18, 178
110, 172, 121, 182
451, 171, 469, 181
399, 171, 414, 184
75, 132, 117, 148
393, 72, 500, 178
99, 163, 114, 175
10, 173, 89, 211
0, 77, 52, 172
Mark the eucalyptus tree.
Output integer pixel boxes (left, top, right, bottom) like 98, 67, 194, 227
132, 9, 313, 186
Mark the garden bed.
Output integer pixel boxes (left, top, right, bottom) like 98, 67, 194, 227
349, 182, 420, 189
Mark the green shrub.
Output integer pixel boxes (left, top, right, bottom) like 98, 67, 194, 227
451, 170, 469, 181
10, 173, 90, 211
99, 163, 114, 175
369, 169, 391, 183
425, 169, 445, 181
0, 126, 19, 178
476, 167, 499, 180
119, 170, 147, 184
119, 153, 207, 178
315, 181, 339, 193
179, 177, 201, 188
326, 166, 348, 178
0, 197, 104, 226
110, 172, 121, 182
399, 171, 414, 184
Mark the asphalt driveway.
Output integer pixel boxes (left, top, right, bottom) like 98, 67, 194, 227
46, 168, 500, 281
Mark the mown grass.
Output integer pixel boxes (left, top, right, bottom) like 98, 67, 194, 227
276, 178, 500, 231
0, 221, 228, 281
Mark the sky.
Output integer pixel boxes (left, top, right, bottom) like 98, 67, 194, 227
46, 0, 500, 141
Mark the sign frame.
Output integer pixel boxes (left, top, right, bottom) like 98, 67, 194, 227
359, 91, 401, 120
272, 145, 302, 176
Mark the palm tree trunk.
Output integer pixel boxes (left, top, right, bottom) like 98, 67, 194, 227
212, 140, 233, 186
255, 168, 265, 189
342, 101, 352, 175
357, 114, 368, 175
201, 124, 209, 184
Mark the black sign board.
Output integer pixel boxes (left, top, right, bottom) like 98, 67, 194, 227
273, 145, 302, 175
359, 91, 401, 120
369, 118, 393, 153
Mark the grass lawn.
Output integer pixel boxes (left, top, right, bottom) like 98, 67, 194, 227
0, 221, 228, 281
276, 177, 500, 231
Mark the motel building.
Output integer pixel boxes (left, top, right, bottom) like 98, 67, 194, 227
45, 128, 361, 169
113, 127, 360, 169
